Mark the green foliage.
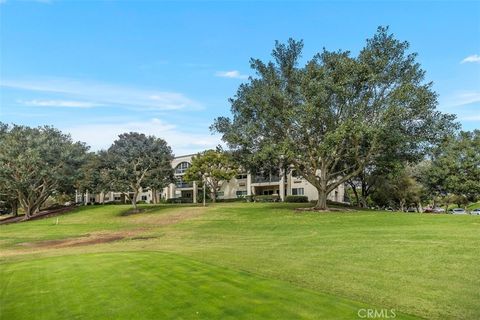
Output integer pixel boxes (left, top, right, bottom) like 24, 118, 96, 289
75, 151, 111, 195
183, 149, 238, 202
285, 195, 309, 203
105, 132, 174, 209
370, 165, 427, 211
250, 194, 280, 202
423, 130, 480, 201
165, 197, 193, 204
212, 27, 457, 209
0, 123, 88, 217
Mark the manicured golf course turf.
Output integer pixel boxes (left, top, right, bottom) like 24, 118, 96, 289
1, 203, 479, 319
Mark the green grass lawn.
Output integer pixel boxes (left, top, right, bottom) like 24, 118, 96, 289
1, 203, 479, 319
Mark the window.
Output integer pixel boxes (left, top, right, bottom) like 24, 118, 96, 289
175, 162, 191, 174
141, 195, 147, 201
236, 190, 247, 197
292, 188, 304, 195
236, 174, 248, 180
217, 191, 224, 197
114, 196, 121, 201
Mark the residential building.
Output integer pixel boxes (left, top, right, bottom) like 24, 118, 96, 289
76, 154, 345, 204
162, 154, 345, 203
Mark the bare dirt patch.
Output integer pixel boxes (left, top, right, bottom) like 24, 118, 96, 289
16, 206, 207, 250
18, 230, 141, 249
127, 206, 207, 225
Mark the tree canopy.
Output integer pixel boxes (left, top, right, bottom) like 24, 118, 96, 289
212, 26, 457, 209
0, 123, 88, 218
105, 132, 173, 210
183, 150, 237, 203
422, 130, 480, 202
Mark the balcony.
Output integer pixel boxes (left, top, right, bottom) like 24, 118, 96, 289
253, 175, 281, 183
175, 182, 193, 188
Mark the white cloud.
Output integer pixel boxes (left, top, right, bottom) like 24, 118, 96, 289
461, 54, 480, 64
19, 99, 103, 108
215, 70, 248, 79
1, 77, 202, 111
452, 91, 480, 106
441, 91, 480, 108
460, 115, 480, 121
63, 118, 222, 155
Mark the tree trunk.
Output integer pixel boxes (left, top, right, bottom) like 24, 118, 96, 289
131, 191, 138, 211
11, 200, 18, 217
24, 204, 35, 220
315, 189, 328, 210
399, 199, 405, 212
151, 188, 157, 204
211, 192, 216, 203
359, 196, 368, 208
348, 181, 360, 207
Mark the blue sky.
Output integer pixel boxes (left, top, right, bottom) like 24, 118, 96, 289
0, 1, 479, 155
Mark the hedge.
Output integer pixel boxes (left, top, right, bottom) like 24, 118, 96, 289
165, 197, 193, 204
246, 195, 280, 202
285, 195, 308, 203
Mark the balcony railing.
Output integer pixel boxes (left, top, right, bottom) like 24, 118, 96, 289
175, 182, 193, 188
253, 175, 280, 183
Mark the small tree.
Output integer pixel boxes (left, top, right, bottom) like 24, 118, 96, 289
106, 132, 173, 211
183, 150, 237, 203
0, 124, 88, 219
75, 151, 111, 204
144, 167, 174, 204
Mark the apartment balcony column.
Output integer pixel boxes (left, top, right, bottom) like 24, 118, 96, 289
193, 181, 198, 204
279, 168, 285, 201
246, 173, 252, 196
287, 170, 292, 196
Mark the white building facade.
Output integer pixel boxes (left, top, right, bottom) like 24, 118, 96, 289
77, 154, 345, 204
162, 154, 345, 204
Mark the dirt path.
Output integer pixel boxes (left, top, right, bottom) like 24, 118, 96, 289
15, 206, 207, 250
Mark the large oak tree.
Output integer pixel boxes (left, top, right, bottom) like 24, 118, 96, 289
0, 124, 88, 218
212, 27, 456, 209
105, 132, 173, 211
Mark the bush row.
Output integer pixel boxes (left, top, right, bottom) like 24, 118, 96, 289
285, 195, 309, 203
245, 195, 281, 202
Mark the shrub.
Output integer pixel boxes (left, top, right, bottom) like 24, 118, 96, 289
285, 195, 308, 203
216, 198, 246, 203
253, 195, 280, 202
165, 197, 193, 204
